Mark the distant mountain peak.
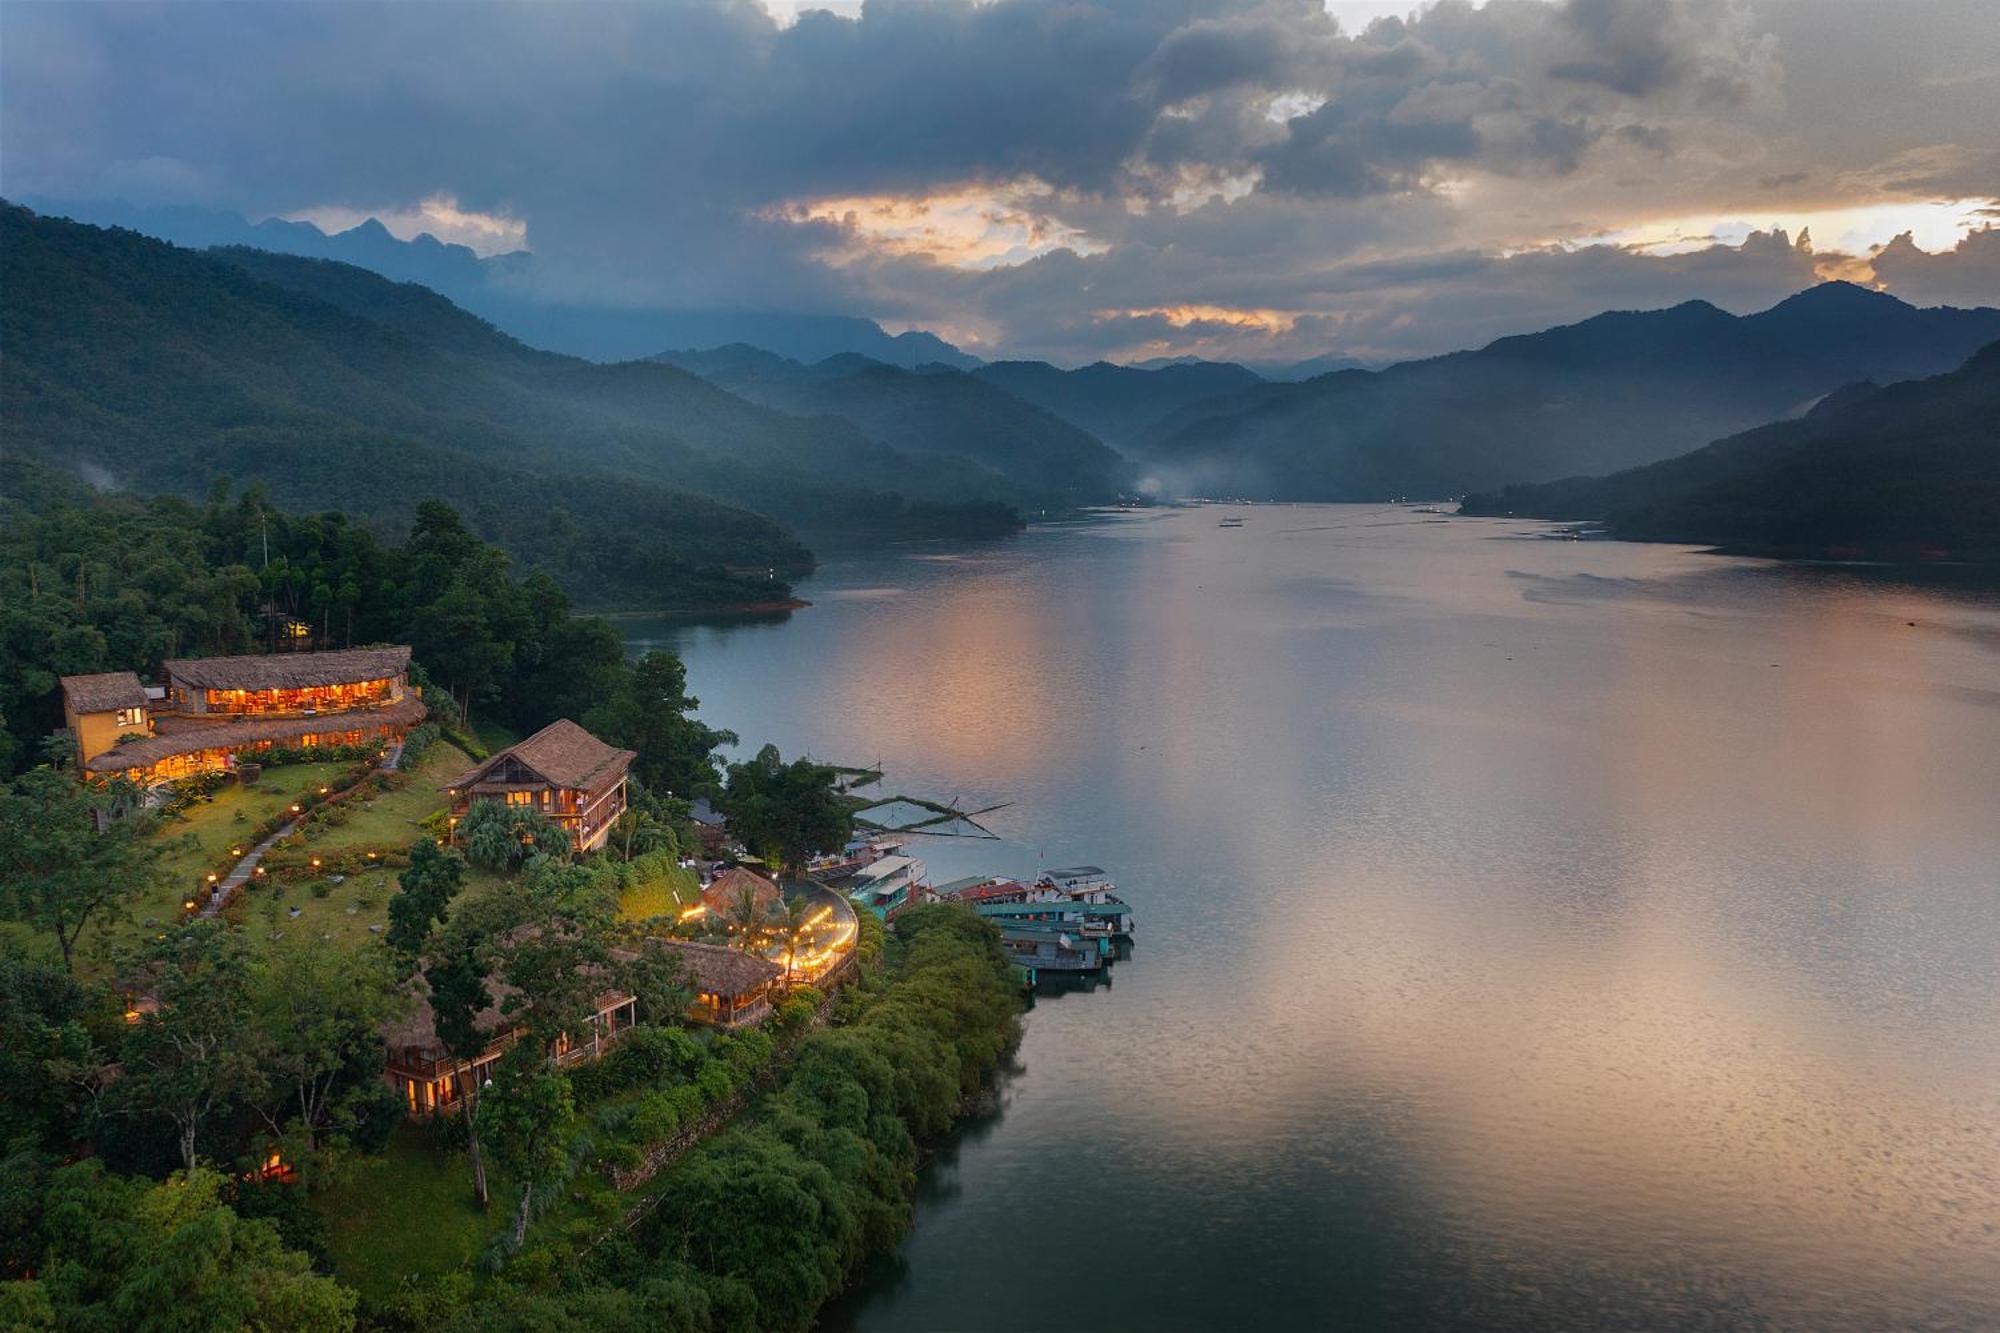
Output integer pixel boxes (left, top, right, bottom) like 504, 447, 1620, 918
1763, 281, 1905, 316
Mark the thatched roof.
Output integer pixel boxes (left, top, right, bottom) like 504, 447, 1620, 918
86, 695, 426, 773
61, 671, 147, 714
162, 645, 411, 691
450, 718, 634, 795
646, 939, 782, 998
703, 866, 782, 917
381, 968, 630, 1063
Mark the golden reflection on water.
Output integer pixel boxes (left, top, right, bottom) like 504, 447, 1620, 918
669, 509, 2000, 1331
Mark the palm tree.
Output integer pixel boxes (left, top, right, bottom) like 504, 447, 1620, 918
773, 894, 816, 992
726, 881, 774, 953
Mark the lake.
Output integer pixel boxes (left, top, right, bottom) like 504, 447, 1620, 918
625, 506, 2000, 1332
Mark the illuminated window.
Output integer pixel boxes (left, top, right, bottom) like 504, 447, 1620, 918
506, 790, 533, 807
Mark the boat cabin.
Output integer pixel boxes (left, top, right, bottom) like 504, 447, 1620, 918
847, 854, 926, 921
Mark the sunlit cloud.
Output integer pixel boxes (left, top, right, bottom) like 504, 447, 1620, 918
282, 193, 528, 257
765, 180, 1107, 270
1564, 197, 2000, 262
1105, 304, 1299, 334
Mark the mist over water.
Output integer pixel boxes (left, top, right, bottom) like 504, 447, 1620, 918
626, 508, 2000, 1332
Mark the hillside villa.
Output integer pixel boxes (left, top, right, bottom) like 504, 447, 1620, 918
383, 976, 639, 1119
446, 718, 635, 854
61, 646, 425, 786
654, 939, 786, 1029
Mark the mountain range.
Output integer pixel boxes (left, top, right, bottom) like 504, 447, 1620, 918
1458, 340, 2000, 561
0, 203, 1047, 608
654, 346, 1126, 507
1130, 284, 2000, 501
17, 196, 979, 368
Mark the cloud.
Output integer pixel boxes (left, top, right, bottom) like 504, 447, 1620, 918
1, 0, 1995, 364
1869, 225, 2000, 307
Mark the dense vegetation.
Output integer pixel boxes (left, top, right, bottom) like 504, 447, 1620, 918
0, 466, 721, 779
1460, 341, 2000, 561
0, 455, 1023, 1328
426, 906, 1021, 1332
655, 345, 1128, 508
0, 204, 1027, 611
1130, 283, 2000, 501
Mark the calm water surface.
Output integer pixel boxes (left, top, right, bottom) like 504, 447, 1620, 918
626, 507, 2000, 1332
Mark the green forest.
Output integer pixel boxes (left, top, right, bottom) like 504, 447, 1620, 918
1459, 340, 2000, 561
0, 204, 1032, 614
0, 474, 1023, 1329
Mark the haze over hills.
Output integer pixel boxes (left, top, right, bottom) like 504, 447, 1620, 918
0, 204, 1030, 608
969, 359, 1264, 453
656, 345, 1128, 507
18, 195, 980, 368
1458, 341, 2000, 561
1133, 284, 2000, 501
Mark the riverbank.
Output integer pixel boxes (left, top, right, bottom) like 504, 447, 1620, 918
385, 904, 1023, 1329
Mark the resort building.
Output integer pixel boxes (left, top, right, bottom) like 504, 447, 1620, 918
64, 646, 425, 786
383, 977, 638, 1119
649, 939, 785, 1029
446, 718, 635, 854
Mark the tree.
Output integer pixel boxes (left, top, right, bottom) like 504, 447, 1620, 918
719, 745, 854, 878
29, 1162, 356, 1332
477, 1045, 576, 1247
253, 941, 404, 1156
725, 880, 777, 955
422, 944, 494, 1209
0, 768, 168, 972
0, 951, 103, 1153
386, 836, 465, 960
459, 800, 570, 873
584, 651, 736, 796
473, 860, 619, 1049
116, 924, 265, 1173
772, 894, 818, 994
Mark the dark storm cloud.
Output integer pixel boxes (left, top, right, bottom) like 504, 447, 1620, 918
1, 0, 1994, 363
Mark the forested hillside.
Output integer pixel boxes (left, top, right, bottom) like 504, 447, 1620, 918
655, 345, 1128, 506
1134, 284, 2000, 500
970, 358, 1263, 451
0, 205, 1020, 608
1459, 342, 2000, 560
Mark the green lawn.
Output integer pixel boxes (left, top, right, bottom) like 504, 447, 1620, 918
619, 862, 700, 924
315, 1122, 510, 1306
78, 762, 349, 970
279, 742, 468, 861
227, 744, 530, 953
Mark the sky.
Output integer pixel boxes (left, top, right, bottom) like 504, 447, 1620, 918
4, 0, 1998, 365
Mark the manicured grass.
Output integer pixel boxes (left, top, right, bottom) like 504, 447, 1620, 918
78, 762, 349, 971
281, 742, 468, 861
619, 862, 700, 924
315, 1122, 509, 1306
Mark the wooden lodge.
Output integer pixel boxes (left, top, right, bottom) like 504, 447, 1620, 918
382, 975, 638, 1119
446, 718, 635, 854
648, 939, 785, 1029
63, 646, 425, 786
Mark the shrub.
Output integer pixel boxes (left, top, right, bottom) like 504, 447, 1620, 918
399, 722, 442, 769
310, 880, 332, 899
628, 1092, 683, 1145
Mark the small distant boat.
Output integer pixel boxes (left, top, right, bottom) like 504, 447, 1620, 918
1217, 517, 1245, 528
